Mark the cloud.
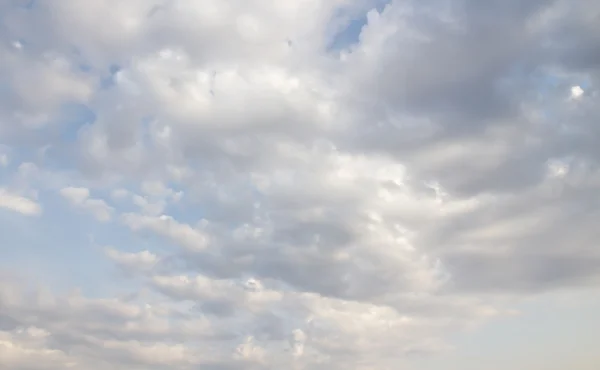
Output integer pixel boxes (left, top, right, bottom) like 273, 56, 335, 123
0, 188, 42, 216
571, 85, 585, 99
60, 187, 114, 222
105, 248, 160, 273
0, 327, 78, 369
121, 213, 210, 252
1, 0, 600, 369
110, 188, 130, 200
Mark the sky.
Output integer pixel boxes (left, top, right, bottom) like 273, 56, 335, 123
1, 0, 600, 369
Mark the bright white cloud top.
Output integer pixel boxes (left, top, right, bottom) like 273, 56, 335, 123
1, 1, 600, 369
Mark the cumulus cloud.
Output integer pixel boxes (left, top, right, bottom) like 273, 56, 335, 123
1, 0, 600, 369
60, 187, 114, 222
0, 326, 78, 369
0, 188, 42, 216
105, 248, 160, 273
121, 213, 210, 252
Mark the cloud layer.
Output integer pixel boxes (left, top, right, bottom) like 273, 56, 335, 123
1, 0, 600, 369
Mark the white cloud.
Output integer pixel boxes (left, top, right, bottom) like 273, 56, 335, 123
121, 213, 210, 252
0, 327, 77, 369
0, 188, 42, 216
60, 187, 114, 222
110, 188, 130, 200
105, 248, 159, 272
140, 181, 168, 197
571, 85, 585, 99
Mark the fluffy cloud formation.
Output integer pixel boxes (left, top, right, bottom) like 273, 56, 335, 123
1, 0, 600, 369
0, 188, 41, 216
60, 186, 114, 222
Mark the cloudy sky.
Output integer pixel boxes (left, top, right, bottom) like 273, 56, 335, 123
1, 0, 600, 369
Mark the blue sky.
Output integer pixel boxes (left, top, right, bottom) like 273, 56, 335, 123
1, 1, 599, 369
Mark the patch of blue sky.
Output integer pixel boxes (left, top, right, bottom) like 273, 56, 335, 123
95, 181, 207, 246
68, 45, 99, 76
0, 162, 19, 181
494, 63, 578, 126
327, 0, 390, 51
533, 66, 592, 97
0, 80, 95, 151
157, 196, 208, 228
15, 0, 36, 10
135, 115, 160, 162
534, 71, 561, 95
103, 218, 174, 259
22, 188, 186, 297
99, 64, 122, 89
58, 102, 97, 141
531, 69, 592, 129
0, 190, 125, 297
77, 63, 93, 73
3, 37, 28, 53
0, 74, 11, 96
0, 142, 50, 176
13, 102, 97, 172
